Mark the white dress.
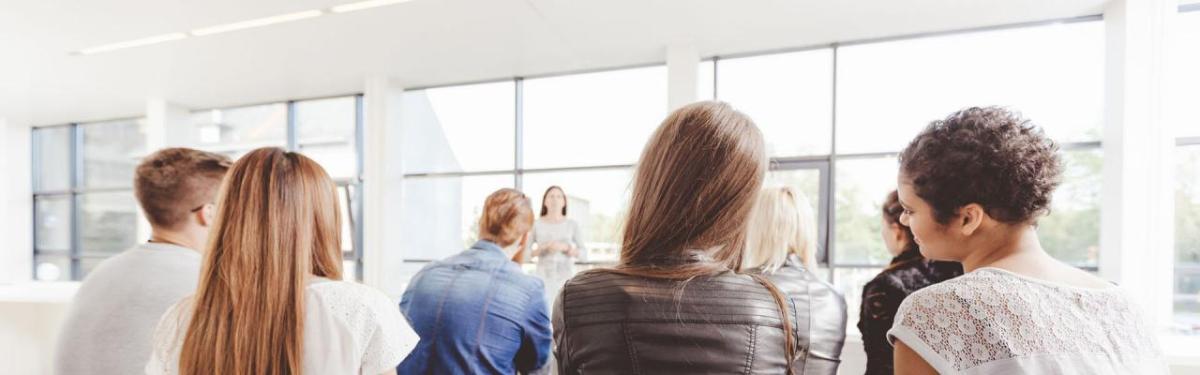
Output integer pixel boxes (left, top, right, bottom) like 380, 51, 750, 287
888, 267, 1168, 374
146, 278, 418, 375
532, 218, 587, 305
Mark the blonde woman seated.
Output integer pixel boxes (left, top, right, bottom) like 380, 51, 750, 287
742, 186, 847, 375
146, 148, 418, 375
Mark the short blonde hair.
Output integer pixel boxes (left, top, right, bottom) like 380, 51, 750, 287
743, 186, 816, 272
478, 188, 535, 247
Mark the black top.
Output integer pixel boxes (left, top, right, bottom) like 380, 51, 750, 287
857, 249, 963, 375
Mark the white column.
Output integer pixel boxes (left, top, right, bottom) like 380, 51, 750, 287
0, 117, 33, 284
145, 99, 194, 150
361, 77, 407, 297
1099, 0, 1176, 326
666, 45, 700, 111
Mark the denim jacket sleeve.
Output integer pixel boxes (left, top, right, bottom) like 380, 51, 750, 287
515, 281, 552, 373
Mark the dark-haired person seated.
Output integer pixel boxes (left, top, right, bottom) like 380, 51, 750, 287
55, 148, 230, 375
888, 107, 1166, 374
859, 190, 962, 375
399, 188, 552, 375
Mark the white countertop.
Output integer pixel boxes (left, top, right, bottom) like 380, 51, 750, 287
0, 282, 79, 304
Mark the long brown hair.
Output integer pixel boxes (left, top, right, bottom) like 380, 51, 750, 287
618, 101, 766, 274
179, 148, 343, 375
607, 101, 797, 371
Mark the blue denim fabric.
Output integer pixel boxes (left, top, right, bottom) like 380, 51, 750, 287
399, 240, 551, 375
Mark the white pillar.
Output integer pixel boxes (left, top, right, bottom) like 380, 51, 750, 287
666, 45, 700, 111
1099, 0, 1176, 327
145, 99, 194, 150
0, 117, 33, 284
361, 77, 408, 297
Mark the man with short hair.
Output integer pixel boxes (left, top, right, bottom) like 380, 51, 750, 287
54, 148, 231, 375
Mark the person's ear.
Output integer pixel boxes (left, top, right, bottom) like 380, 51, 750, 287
197, 203, 216, 227
958, 204, 986, 236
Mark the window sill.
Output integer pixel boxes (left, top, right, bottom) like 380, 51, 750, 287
1161, 334, 1200, 366
0, 282, 79, 304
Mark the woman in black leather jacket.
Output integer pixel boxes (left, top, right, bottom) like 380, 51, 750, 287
553, 101, 808, 374
742, 186, 847, 375
857, 190, 962, 375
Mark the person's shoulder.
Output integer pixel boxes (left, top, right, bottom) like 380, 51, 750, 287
895, 270, 1001, 323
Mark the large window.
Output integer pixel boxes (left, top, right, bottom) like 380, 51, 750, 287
398, 67, 667, 273
709, 20, 1106, 326
1173, 9, 1200, 336
33, 96, 366, 281
32, 119, 148, 281
522, 66, 667, 169
189, 98, 366, 280
392, 22, 1107, 316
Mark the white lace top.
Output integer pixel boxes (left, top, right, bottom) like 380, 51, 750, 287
887, 267, 1167, 374
146, 279, 418, 375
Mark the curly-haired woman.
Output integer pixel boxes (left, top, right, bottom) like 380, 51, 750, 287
888, 107, 1166, 374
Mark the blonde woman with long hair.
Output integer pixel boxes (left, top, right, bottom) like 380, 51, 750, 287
146, 148, 417, 375
553, 101, 817, 374
742, 186, 847, 375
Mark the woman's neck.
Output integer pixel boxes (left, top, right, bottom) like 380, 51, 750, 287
542, 213, 566, 222
958, 225, 1048, 272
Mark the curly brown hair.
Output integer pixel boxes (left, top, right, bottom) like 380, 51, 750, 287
898, 107, 1062, 225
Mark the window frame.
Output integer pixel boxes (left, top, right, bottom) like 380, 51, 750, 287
31, 94, 367, 281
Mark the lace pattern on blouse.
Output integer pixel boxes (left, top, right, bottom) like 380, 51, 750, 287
890, 268, 1161, 372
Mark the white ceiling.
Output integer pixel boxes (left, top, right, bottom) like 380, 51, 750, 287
0, 0, 1109, 125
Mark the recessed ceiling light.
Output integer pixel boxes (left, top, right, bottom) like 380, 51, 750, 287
75, 33, 189, 55
330, 0, 414, 13
190, 9, 324, 37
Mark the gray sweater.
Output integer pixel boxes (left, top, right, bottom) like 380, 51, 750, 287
54, 242, 201, 375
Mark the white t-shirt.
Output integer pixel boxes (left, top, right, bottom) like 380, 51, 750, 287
146, 278, 418, 375
888, 267, 1168, 375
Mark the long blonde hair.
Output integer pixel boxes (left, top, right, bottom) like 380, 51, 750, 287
179, 148, 343, 375
744, 186, 817, 272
